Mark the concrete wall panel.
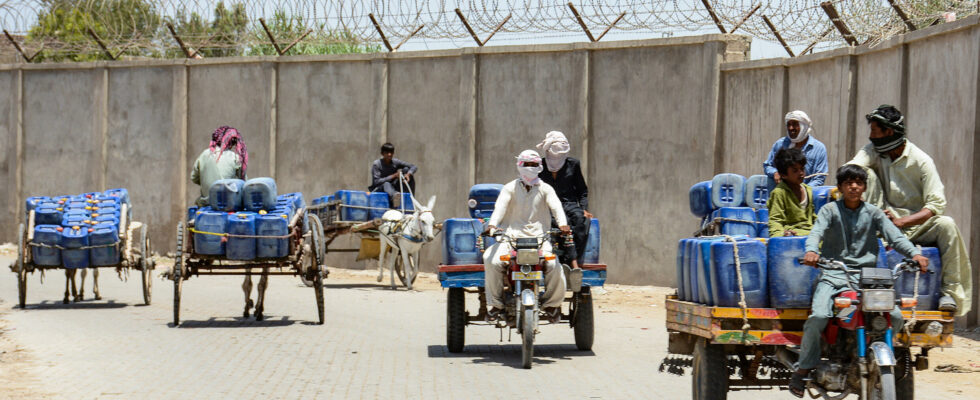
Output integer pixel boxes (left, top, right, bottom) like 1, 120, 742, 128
22, 69, 103, 197
788, 57, 853, 172
720, 66, 785, 177
475, 51, 587, 184
187, 63, 273, 205
106, 66, 182, 247
590, 44, 721, 285
854, 48, 903, 151
0, 71, 16, 241
906, 27, 979, 250
388, 56, 472, 270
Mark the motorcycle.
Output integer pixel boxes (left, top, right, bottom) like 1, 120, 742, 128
774, 257, 929, 400
479, 229, 567, 369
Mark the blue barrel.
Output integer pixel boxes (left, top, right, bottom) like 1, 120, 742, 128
368, 192, 390, 220
194, 210, 228, 255
676, 239, 689, 301
25, 196, 48, 214
468, 183, 504, 219
710, 239, 768, 307
396, 192, 415, 212
257, 213, 290, 258
61, 226, 90, 269
226, 212, 257, 260
888, 247, 943, 310
689, 240, 700, 303
689, 181, 713, 218
186, 206, 199, 221
744, 175, 771, 209
583, 218, 600, 263
694, 238, 726, 305
767, 236, 819, 308
336, 190, 369, 221
209, 179, 245, 212
32, 225, 63, 266
278, 192, 305, 209
713, 207, 758, 237
242, 177, 278, 211
61, 215, 88, 228
96, 199, 119, 210
756, 208, 769, 237
94, 214, 120, 228
711, 173, 746, 208
104, 188, 130, 205
89, 225, 120, 266
35, 205, 63, 225
443, 218, 484, 265
813, 186, 837, 213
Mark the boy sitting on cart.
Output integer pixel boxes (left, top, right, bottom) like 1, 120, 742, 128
767, 147, 816, 237
793, 164, 928, 397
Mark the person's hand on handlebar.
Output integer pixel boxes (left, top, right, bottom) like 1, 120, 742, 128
802, 251, 820, 267
912, 254, 929, 273
559, 225, 571, 234
483, 224, 497, 236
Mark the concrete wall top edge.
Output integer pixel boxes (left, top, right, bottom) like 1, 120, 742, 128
902, 14, 979, 43
784, 46, 854, 66
720, 57, 785, 71
0, 33, 749, 70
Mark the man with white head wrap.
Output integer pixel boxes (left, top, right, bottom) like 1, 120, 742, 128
537, 131, 592, 281
762, 110, 829, 186
483, 150, 571, 323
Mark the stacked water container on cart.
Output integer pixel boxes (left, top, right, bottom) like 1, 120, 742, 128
189, 178, 302, 260
310, 190, 414, 224
678, 173, 945, 310
174, 177, 326, 326
16, 188, 153, 308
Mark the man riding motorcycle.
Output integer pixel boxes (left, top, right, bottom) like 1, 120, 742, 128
483, 150, 571, 323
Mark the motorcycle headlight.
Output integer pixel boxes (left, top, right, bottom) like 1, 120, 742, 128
862, 289, 895, 312
516, 249, 538, 265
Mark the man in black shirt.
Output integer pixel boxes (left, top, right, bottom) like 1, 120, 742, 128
370, 143, 417, 208
537, 131, 592, 274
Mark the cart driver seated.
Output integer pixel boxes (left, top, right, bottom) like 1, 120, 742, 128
483, 150, 571, 323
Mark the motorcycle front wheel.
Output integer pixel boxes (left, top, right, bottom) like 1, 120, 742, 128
521, 308, 535, 369
868, 363, 896, 400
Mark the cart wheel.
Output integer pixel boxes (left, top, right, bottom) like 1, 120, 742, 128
16, 223, 27, 309
140, 226, 152, 305
446, 288, 466, 353
521, 307, 536, 369
692, 337, 729, 400
895, 348, 914, 400
173, 222, 184, 326
572, 287, 594, 351
301, 214, 326, 288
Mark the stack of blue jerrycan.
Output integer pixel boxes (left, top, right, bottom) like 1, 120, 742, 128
443, 184, 601, 266
312, 190, 415, 222
680, 173, 945, 310
193, 177, 299, 260
26, 189, 129, 268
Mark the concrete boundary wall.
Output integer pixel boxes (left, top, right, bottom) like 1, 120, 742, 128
0, 35, 750, 276
719, 15, 980, 325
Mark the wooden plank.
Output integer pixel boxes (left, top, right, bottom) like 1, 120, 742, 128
901, 310, 955, 320
439, 264, 484, 272
666, 321, 713, 339
667, 310, 714, 332
711, 307, 810, 320
711, 330, 803, 345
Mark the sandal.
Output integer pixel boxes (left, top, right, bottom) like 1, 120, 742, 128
486, 307, 504, 322
789, 371, 807, 398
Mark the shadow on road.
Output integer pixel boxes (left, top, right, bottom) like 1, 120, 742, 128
25, 300, 129, 310
322, 282, 404, 290
173, 316, 297, 328
426, 344, 595, 369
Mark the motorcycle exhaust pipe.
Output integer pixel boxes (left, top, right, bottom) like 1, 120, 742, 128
774, 347, 798, 371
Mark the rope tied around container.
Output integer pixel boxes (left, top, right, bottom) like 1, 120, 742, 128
696, 217, 766, 238
723, 234, 752, 331
189, 227, 292, 240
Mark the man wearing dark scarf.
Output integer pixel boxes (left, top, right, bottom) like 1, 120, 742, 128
191, 126, 248, 206
847, 105, 972, 315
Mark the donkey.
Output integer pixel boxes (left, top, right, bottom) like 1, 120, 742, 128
377, 195, 437, 290
64, 269, 101, 303
242, 268, 269, 320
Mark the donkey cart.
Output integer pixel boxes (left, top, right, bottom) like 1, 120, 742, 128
172, 208, 326, 326
14, 204, 153, 308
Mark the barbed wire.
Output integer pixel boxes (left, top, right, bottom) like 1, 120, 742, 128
1, 1, 978, 60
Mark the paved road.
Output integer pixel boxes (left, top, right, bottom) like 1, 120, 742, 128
0, 255, 976, 399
